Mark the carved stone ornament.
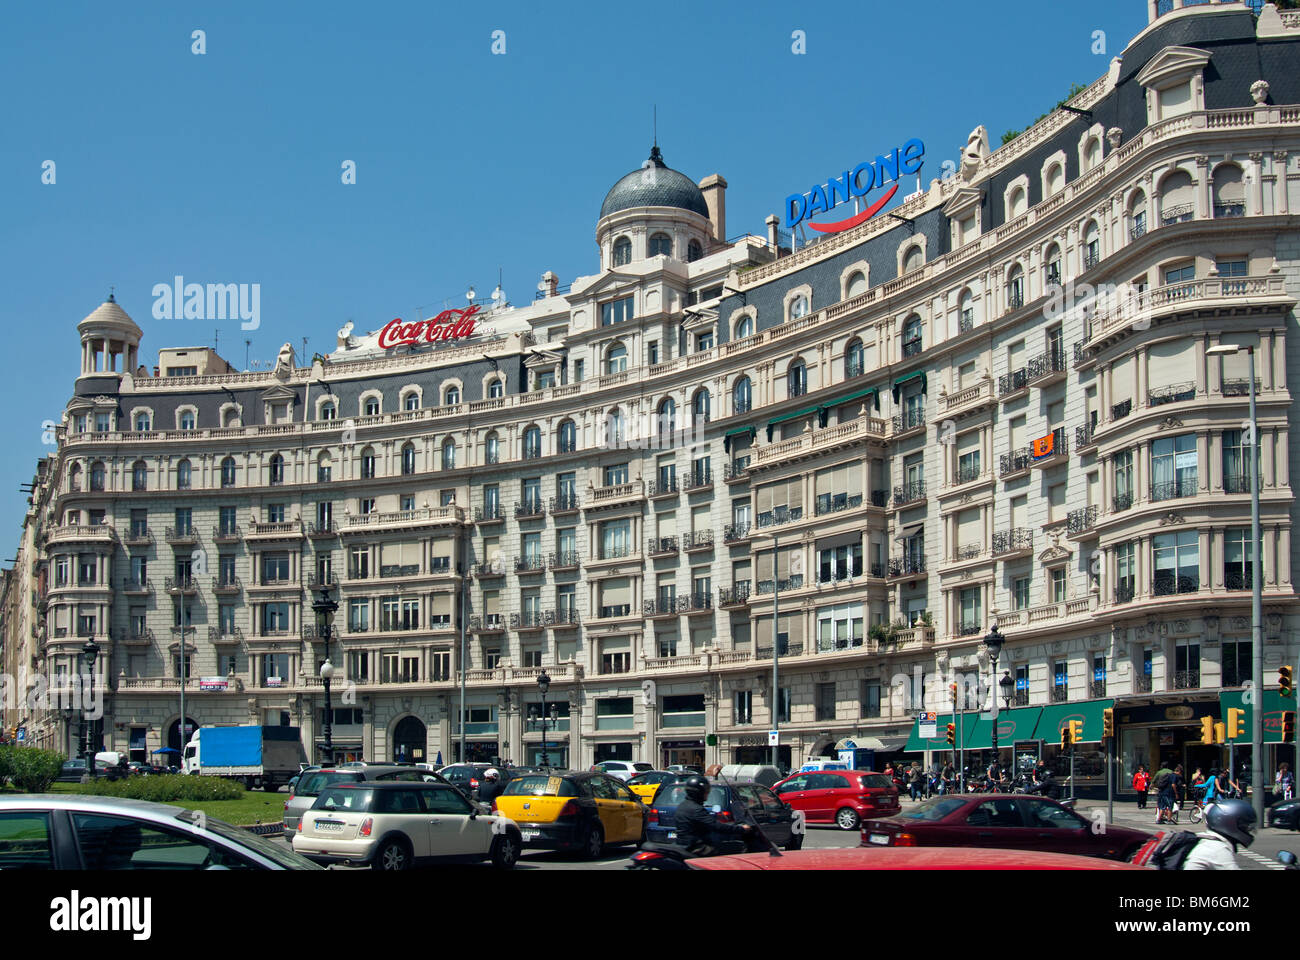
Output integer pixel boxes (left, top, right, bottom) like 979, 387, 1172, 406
1174, 620, 1188, 633
1158, 513, 1187, 526
1251, 80, 1270, 105
1107, 127, 1123, 149
1156, 416, 1184, 431
959, 125, 990, 182
1232, 616, 1248, 631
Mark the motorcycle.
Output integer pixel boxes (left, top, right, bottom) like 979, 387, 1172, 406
627, 831, 767, 871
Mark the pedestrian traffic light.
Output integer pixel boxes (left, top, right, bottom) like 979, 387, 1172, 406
1068, 719, 1083, 745
1200, 716, 1215, 745
946, 723, 956, 746
1102, 708, 1114, 739
1060, 725, 1072, 750
1284, 711, 1296, 742
1227, 707, 1245, 741
1280, 666, 1294, 698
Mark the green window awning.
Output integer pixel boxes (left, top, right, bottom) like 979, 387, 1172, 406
903, 712, 978, 753
891, 371, 928, 402
1033, 698, 1115, 744
1220, 689, 1292, 743
963, 707, 1043, 750
723, 425, 756, 452
820, 386, 880, 413
765, 404, 822, 440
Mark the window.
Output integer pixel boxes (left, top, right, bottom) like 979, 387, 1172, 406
959, 587, 981, 634
364, 396, 380, 417
1115, 541, 1136, 603
846, 271, 867, 298
261, 603, 290, 635
1153, 530, 1199, 595
1013, 577, 1031, 610
816, 604, 864, 652
733, 376, 752, 413
1006, 265, 1025, 309
132, 460, 148, 491
266, 503, 286, 522
902, 245, 923, 273
663, 694, 705, 728
788, 361, 807, 398
173, 507, 193, 535
1175, 641, 1201, 689
358, 498, 375, 516
657, 398, 676, 440
348, 599, 370, 632
1113, 449, 1134, 509
176, 460, 192, 490
775, 687, 791, 724
134, 412, 151, 432
734, 690, 753, 725
320, 401, 336, 420
488, 378, 504, 399
72, 812, 256, 870
598, 577, 631, 617
649, 233, 672, 257
600, 519, 631, 559
789, 294, 810, 320
601, 297, 634, 327
1151, 434, 1197, 501
687, 239, 702, 262
1053, 660, 1069, 700
860, 682, 881, 718
179, 410, 196, 431
400, 443, 416, 475
1050, 568, 1067, 603
1223, 527, 1255, 591
816, 683, 837, 722
1221, 639, 1252, 688
1222, 430, 1259, 493
692, 389, 710, 424
695, 331, 714, 352
441, 439, 456, 470
817, 543, 863, 583
902, 315, 922, 356
523, 426, 542, 459
221, 457, 236, 487
605, 409, 625, 447
604, 343, 627, 376
613, 236, 631, 266
444, 386, 460, 406
1083, 222, 1100, 268
1164, 263, 1195, 285
596, 697, 634, 730
845, 339, 864, 378
261, 553, 290, 584
558, 420, 577, 453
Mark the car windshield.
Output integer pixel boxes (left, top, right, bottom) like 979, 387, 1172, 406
897, 797, 967, 821
173, 811, 322, 869
632, 763, 654, 772
313, 787, 373, 811
657, 784, 728, 810
629, 772, 673, 786
502, 775, 579, 797
860, 774, 894, 789
297, 771, 362, 797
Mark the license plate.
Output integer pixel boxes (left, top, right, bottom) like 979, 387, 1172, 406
315, 821, 344, 832
521, 829, 540, 840
868, 833, 890, 845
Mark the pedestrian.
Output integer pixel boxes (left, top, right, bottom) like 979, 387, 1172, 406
941, 759, 955, 795
1277, 762, 1295, 801
1132, 764, 1151, 809
1217, 766, 1239, 800
1153, 762, 1175, 823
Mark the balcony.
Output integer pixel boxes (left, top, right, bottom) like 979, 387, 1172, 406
683, 530, 714, 552
1067, 505, 1098, 537
1221, 378, 1261, 398
723, 459, 750, 483
306, 522, 335, 539
469, 615, 506, 633
958, 624, 983, 637
475, 505, 504, 524
1224, 570, 1254, 591
684, 467, 712, 492
891, 409, 926, 436
1161, 202, 1194, 226
1027, 351, 1067, 388
247, 519, 305, 540
887, 556, 926, 579
647, 536, 678, 557
1214, 202, 1245, 219
473, 562, 505, 578
815, 492, 864, 516
723, 523, 751, 544
1112, 491, 1134, 512
510, 611, 547, 631
121, 628, 155, 647
1031, 430, 1069, 469
1135, 674, 1153, 693
950, 543, 987, 564
1111, 398, 1133, 421
756, 506, 804, 529
586, 479, 645, 510
902, 338, 923, 358
378, 563, 421, 579
958, 311, 975, 334
719, 583, 751, 607
1006, 289, 1025, 312
549, 551, 581, 572
164, 576, 198, 595
514, 555, 546, 575
594, 604, 634, 621
1113, 581, 1135, 604
754, 574, 804, 595
1150, 477, 1198, 503
1075, 422, 1096, 452
550, 492, 580, 514
992, 528, 1033, 558
122, 577, 152, 595
164, 525, 198, 545
306, 571, 338, 588
209, 524, 241, 544
1000, 449, 1032, 479
1089, 680, 1107, 698
1083, 249, 1101, 271
550, 609, 581, 627
647, 477, 679, 498
213, 576, 242, 595
1173, 670, 1201, 690
123, 527, 154, 547
998, 368, 1028, 398
1153, 575, 1199, 597
754, 415, 888, 470
1130, 220, 1147, 240
941, 379, 993, 419
343, 508, 460, 532
514, 500, 546, 520
892, 481, 926, 508
1050, 685, 1069, 704
1148, 382, 1195, 407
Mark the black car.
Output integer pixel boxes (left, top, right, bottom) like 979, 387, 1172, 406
438, 762, 526, 798
55, 759, 123, 782
1268, 798, 1300, 830
646, 780, 802, 851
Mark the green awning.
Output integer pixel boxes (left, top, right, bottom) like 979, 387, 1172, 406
964, 707, 1043, 750
1219, 689, 1293, 744
891, 371, 928, 402
820, 386, 880, 413
1033, 698, 1115, 744
903, 712, 978, 753
723, 425, 756, 452
766, 404, 821, 440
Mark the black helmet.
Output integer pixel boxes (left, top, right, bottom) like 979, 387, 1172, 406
1205, 798, 1257, 848
683, 775, 710, 803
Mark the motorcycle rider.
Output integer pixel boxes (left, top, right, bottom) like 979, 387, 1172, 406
673, 775, 754, 856
476, 767, 505, 805
1183, 797, 1255, 870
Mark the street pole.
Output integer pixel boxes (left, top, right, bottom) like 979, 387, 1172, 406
1107, 737, 1113, 824
771, 535, 780, 770
179, 590, 187, 768
460, 530, 467, 765
990, 654, 1000, 783
1248, 346, 1265, 825
957, 683, 965, 793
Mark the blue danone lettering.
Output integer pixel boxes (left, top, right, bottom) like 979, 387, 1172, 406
785, 138, 926, 230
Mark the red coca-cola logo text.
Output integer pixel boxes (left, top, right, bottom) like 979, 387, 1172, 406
378, 305, 481, 349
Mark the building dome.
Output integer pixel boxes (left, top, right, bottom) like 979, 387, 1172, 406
599, 146, 710, 220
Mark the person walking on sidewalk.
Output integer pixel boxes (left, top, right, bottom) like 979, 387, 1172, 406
907, 762, 922, 801
1153, 763, 1175, 823
1276, 762, 1295, 801
1132, 764, 1151, 810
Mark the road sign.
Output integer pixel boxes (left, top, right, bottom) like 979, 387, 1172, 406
16, 728, 25, 743
768, 730, 779, 746
919, 711, 937, 739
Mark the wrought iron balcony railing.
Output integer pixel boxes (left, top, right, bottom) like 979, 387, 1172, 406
1221, 378, 1261, 398
514, 499, 546, 519
551, 492, 580, 512
1161, 202, 1194, 225
1113, 581, 1135, 604
718, 583, 751, 605
1050, 685, 1069, 703
647, 477, 678, 497
723, 459, 750, 482
953, 464, 983, 486
647, 536, 678, 555
514, 555, 546, 573
1113, 491, 1134, 512
888, 556, 926, 578
1112, 398, 1132, 420
1067, 505, 1098, 535
548, 551, 581, 570
998, 368, 1028, 395
1027, 351, 1067, 383
952, 544, 985, 562
1224, 569, 1254, 591
475, 505, 503, 522
892, 481, 926, 507
815, 492, 864, 515
723, 523, 751, 543
683, 530, 714, 550
756, 506, 803, 528
1153, 574, 1199, 596
1150, 477, 1198, 502
1173, 670, 1201, 690
685, 467, 712, 489
1000, 449, 1032, 477
1148, 382, 1195, 407
902, 338, 923, 357
992, 528, 1033, 556
892, 409, 926, 432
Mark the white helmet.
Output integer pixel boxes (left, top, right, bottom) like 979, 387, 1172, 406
484, 767, 500, 780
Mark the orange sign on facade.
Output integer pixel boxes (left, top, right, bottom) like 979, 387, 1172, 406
1031, 433, 1055, 460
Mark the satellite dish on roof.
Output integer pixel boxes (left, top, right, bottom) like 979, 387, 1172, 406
337, 321, 353, 339
466, 286, 476, 302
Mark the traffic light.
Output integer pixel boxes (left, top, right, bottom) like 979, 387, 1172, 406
1068, 719, 1084, 746
1280, 666, 1294, 699
950, 683, 958, 704
1227, 707, 1245, 741
1284, 711, 1296, 742
1060, 724, 1072, 750
1200, 716, 1215, 745
946, 723, 956, 746
1214, 722, 1226, 745
1102, 708, 1114, 739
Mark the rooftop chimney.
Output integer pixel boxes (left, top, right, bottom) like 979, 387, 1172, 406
699, 174, 728, 245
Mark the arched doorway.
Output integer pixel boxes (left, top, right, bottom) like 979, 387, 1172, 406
392, 716, 427, 764
166, 716, 201, 770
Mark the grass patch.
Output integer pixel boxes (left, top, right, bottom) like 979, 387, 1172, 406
26, 781, 287, 826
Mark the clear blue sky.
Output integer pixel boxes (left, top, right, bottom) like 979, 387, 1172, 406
0, 0, 1148, 541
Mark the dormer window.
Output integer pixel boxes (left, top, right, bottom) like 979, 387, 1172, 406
605, 343, 628, 375
135, 413, 151, 432
790, 295, 810, 320
488, 379, 504, 399
902, 245, 924, 273
613, 236, 632, 266
364, 397, 380, 417
444, 386, 460, 406
320, 402, 337, 421
179, 410, 196, 431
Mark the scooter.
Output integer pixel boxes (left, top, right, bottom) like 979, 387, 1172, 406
627, 832, 764, 871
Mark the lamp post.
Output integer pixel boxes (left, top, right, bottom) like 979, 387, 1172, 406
1000, 671, 1014, 711
81, 638, 99, 779
311, 584, 339, 767
982, 623, 1005, 781
537, 670, 552, 768
1207, 340, 1264, 824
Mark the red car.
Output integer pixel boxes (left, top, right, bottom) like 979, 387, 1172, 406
689, 847, 1144, 870
772, 770, 899, 830
859, 794, 1153, 862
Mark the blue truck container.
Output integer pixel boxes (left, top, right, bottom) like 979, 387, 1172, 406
183, 725, 307, 792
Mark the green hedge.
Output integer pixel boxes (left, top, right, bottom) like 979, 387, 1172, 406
0, 746, 67, 792
82, 774, 246, 802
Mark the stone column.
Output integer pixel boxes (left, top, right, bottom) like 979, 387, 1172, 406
1249, 153, 1265, 216
1275, 153, 1290, 215
1197, 433, 1210, 492
1136, 347, 1149, 407
1196, 155, 1210, 219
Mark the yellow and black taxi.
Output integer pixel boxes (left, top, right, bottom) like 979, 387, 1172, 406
625, 770, 683, 804
492, 771, 647, 858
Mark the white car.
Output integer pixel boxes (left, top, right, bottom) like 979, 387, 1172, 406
292, 780, 522, 870
590, 761, 655, 782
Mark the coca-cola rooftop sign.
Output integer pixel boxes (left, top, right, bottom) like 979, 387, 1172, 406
377, 305, 481, 350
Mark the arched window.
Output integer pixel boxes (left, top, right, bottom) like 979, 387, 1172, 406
845, 339, 864, 378
401, 443, 416, 475
404, 392, 420, 411
789, 294, 810, 320
441, 438, 456, 470
1044, 244, 1063, 287
1129, 190, 1149, 238
360, 446, 376, 479
317, 454, 333, 483
1159, 170, 1195, 225
220, 457, 236, 487
1212, 164, 1245, 219
902, 245, 924, 273
558, 420, 577, 453
1006, 266, 1025, 309
788, 360, 807, 398
523, 426, 542, 459
1084, 137, 1102, 171
68, 463, 82, 491
269, 454, 284, 485
444, 385, 460, 406
488, 378, 504, 399
132, 460, 148, 491
734, 315, 753, 340
657, 398, 676, 439
605, 343, 628, 375
485, 431, 501, 463
1083, 223, 1100, 269
90, 461, 105, 492
364, 396, 380, 417
605, 408, 625, 446
959, 291, 976, 332
179, 410, 196, 431
177, 459, 192, 490
846, 271, 868, 299
221, 406, 240, 428
320, 401, 337, 421
1046, 163, 1064, 196
613, 236, 632, 266
692, 389, 711, 425
903, 315, 923, 354
1008, 186, 1027, 218
649, 233, 672, 257
687, 239, 703, 263
733, 376, 752, 414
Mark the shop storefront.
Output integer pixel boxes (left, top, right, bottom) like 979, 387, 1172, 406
1115, 698, 1221, 794
1217, 689, 1296, 796
453, 741, 500, 763
1036, 700, 1114, 793
661, 738, 705, 769
593, 741, 634, 763
526, 743, 569, 768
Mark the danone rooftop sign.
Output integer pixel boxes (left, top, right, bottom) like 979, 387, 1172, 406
785, 138, 925, 233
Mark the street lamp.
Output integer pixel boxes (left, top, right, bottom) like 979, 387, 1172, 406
1207, 339, 1264, 824
1000, 671, 1015, 711
537, 670, 551, 768
983, 623, 1005, 779
311, 584, 339, 767
81, 638, 99, 779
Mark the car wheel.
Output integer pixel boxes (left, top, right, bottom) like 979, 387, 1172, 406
491, 832, 520, 869
835, 807, 861, 831
582, 823, 605, 860
784, 834, 804, 851
373, 839, 412, 871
